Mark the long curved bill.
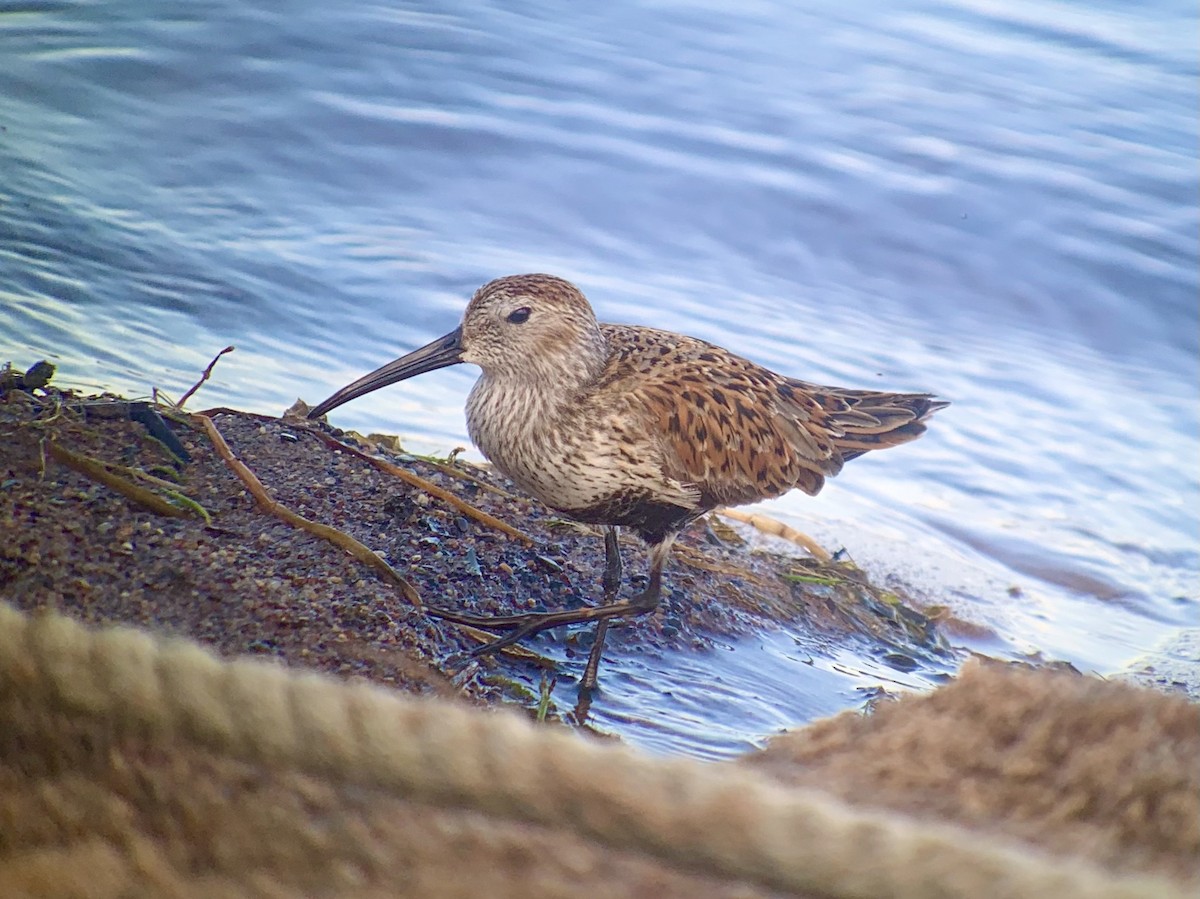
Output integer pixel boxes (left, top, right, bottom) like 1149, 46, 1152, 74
307, 326, 464, 420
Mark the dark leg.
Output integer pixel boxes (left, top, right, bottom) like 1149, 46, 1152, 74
601, 526, 622, 596
581, 527, 622, 692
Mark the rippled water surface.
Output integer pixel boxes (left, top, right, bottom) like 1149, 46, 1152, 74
3, 0, 1197, 756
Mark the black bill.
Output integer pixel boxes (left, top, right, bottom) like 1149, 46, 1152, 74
307, 326, 464, 419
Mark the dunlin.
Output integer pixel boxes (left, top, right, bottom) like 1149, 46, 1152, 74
308, 274, 947, 688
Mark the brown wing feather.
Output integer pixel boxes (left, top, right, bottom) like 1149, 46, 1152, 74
599, 325, 947, 511
600, 327, 836, 507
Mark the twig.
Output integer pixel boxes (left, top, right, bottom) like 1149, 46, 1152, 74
536, 673, 557, 723
193, 406, 272, 420
307, 427, 535, 546
781, 573, 843, 587
25, 393, 65, 427
717, 507, 833, 562
195, 413, 421, 606
46, 442, 194, 519
175, 346, 235, 411
100, 459, 196, 494
209, 412, 516, 500
164, 491, 212, 525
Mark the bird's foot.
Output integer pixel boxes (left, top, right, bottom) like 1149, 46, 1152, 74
425, 605, 571, 633
427, 591, 658, 659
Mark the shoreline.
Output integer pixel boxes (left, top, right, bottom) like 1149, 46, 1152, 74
3, 370, 963, 730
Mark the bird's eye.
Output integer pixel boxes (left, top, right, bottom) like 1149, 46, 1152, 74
506, 306, 531, 324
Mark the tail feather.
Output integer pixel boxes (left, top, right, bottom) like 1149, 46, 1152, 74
789, 379, 948, 461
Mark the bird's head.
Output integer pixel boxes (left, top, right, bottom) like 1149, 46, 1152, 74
306, 273, 608, 419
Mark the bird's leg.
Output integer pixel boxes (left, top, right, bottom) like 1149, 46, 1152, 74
580, 527, 622, 692
601, 525, 623, 597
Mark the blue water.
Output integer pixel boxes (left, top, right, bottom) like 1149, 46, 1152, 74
3, 0, 1197, 756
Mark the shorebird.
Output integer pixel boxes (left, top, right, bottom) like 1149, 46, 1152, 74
308, 274, 946, 689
